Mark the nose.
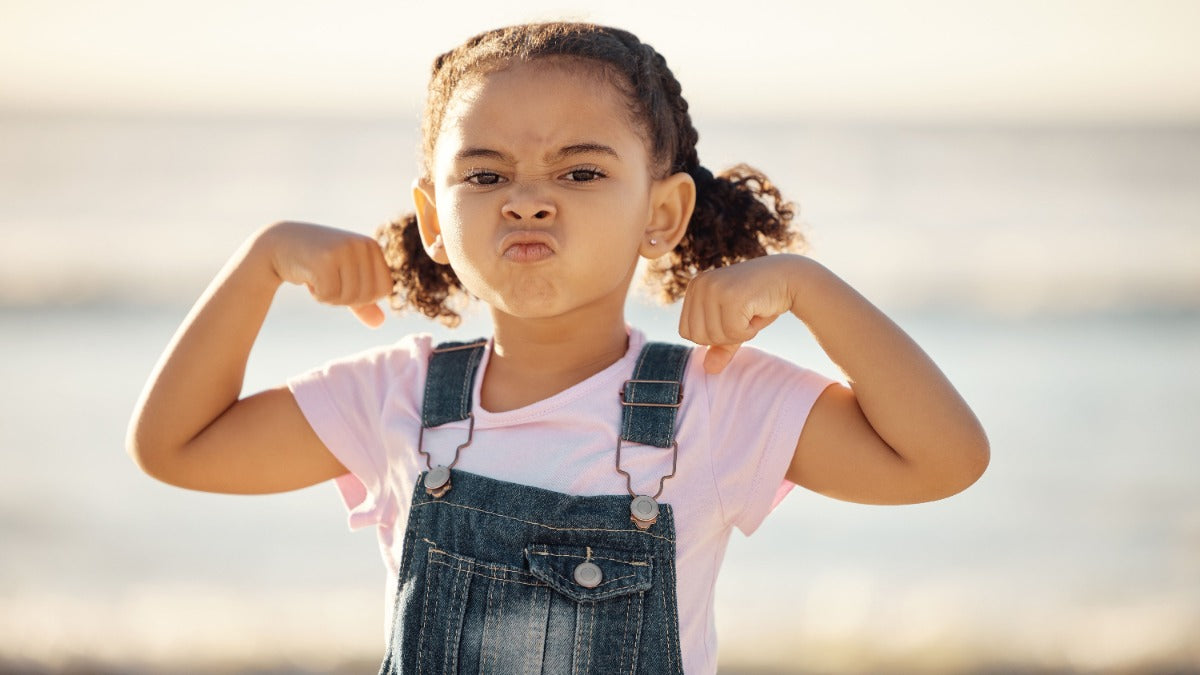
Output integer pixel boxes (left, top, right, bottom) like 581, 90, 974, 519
501, 184, 556, 222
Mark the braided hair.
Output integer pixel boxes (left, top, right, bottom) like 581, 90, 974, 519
377, 22, 802, 326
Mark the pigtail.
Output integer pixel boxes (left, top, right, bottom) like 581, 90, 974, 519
375, 214, 467, 327
647, 164, 803, 303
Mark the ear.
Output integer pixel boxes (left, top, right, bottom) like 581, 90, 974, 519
641, 172, 696, 258
411, 178, 449, 265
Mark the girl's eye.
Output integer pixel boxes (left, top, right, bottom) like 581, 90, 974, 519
465, 171, 503, 186
563, 168, 605, 183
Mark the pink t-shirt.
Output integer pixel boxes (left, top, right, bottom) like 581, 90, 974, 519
287, 327, 835, 674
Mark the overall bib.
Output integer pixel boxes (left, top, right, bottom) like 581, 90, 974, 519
379, 339, 691, 675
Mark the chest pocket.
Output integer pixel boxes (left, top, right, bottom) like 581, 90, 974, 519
416, 543, 654, 674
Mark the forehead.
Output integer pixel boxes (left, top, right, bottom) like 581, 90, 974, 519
434, 60, 649, 166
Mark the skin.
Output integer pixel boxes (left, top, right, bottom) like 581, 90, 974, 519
127, 59, 989, 504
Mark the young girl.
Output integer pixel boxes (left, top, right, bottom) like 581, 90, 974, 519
128, 22, 988, 674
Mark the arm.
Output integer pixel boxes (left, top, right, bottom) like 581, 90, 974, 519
126, 221, 394, 494
679, 254, 989, 505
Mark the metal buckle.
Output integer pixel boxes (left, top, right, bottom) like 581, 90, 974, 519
416, 413, 475, 498
615, 437, 678, 530
619, 379, 683, 408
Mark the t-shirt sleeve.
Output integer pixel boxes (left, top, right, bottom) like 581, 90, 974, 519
286, 334, 429, 531
699, 345, 838, 536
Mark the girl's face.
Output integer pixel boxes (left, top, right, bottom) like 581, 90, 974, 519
421, 60, 668, 322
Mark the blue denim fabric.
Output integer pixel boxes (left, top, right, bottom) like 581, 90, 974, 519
378, 341, 690, 674
620, 342, 690, 448
421, 340, 488, 428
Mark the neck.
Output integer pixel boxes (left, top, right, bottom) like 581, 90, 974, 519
480, 301, 631, 412
491, 311, 630, 377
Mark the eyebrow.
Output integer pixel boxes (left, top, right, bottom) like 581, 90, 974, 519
453, 142, 621, 163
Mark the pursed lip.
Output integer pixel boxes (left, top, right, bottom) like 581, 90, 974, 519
499, 230, 558, 261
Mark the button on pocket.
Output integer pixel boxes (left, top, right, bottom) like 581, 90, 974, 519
526, 544, 653, 602
573, 561, 603, 588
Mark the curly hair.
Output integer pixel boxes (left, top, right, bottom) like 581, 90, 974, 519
377, 22, 802, 326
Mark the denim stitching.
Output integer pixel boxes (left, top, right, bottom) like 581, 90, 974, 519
430, 555, 643, 598
592, 572, 639, 588
424, 340, 485, 427
430, 548, 541, 582
498, 581, 513, 672
430, 558, 546, 587
544, 570, 642, 590
421, 351, 436, 428
629, 591, 644, 674
416, 548, 436, 675
572, 600, 594, 675
413, 501, 676, 543
620, 346, 652, 442
524, 585, 542, 673
618, 593, 631, 671
528, 549, 651, 566
481, 575, 497, 673
665, 552, 682, 673
582, 600, 596, 673
620, 343, 689, 448
443, 560, 463, 675
458, 345, 482, 419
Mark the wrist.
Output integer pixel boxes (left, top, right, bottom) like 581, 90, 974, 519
780, 254, 830, 319
241, 222, 291, 289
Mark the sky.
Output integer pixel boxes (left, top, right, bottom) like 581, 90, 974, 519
1, 0, 1198, 123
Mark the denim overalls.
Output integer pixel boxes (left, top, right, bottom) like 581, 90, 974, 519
379, 339, 691, 674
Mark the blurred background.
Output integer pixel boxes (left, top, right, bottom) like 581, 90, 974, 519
1, 0, 1198, 672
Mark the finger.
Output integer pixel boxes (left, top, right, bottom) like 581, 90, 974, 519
350, 302, 386, 328
679, 273, 707, 342
337, 257, 358, 305
356, 243, 379, 304
371, 246, 394, 299
680, 288, 704, 344
677, 292, 693, 341
703, 344, 740, 374
702, 292, 728, 345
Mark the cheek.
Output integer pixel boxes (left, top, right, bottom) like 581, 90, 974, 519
437, 199, 488, 268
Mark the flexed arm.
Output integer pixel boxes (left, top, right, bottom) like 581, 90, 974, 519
679, 254, 989, 505
126, 222, 394, 494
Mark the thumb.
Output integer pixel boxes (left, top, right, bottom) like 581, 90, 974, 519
702, 343, 741, 374
349, 302, 386, 328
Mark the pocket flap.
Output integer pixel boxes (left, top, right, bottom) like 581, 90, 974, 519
526, 544, 653, 602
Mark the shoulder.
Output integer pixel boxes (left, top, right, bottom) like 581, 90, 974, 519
287, 333, 440, 396
683, 343, 836, 403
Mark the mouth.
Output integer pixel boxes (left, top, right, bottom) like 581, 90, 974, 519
500, 231, 557, 263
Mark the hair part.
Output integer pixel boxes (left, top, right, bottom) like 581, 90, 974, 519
377, 22, 804, 326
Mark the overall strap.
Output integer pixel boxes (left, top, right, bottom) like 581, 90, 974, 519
422, 339, 488, 428
619, 342, 692, 448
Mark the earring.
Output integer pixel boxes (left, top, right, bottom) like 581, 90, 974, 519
649, 238, 658, 246
432, 234, 444, 249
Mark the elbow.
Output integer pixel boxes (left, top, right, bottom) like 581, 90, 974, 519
124, 428, 159, 479
965, 419, 991, 481
935, 427, 991, 500
124, 419, 179, 484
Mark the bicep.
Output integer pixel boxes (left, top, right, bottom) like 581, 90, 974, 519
149, 386, 348, 494
786, 383, 924, 505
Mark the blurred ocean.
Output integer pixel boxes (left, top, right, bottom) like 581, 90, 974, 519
1, 113, 1198, 673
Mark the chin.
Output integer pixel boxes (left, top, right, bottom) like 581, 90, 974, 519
492, 300, 564, 320
490, 279, 563, 315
